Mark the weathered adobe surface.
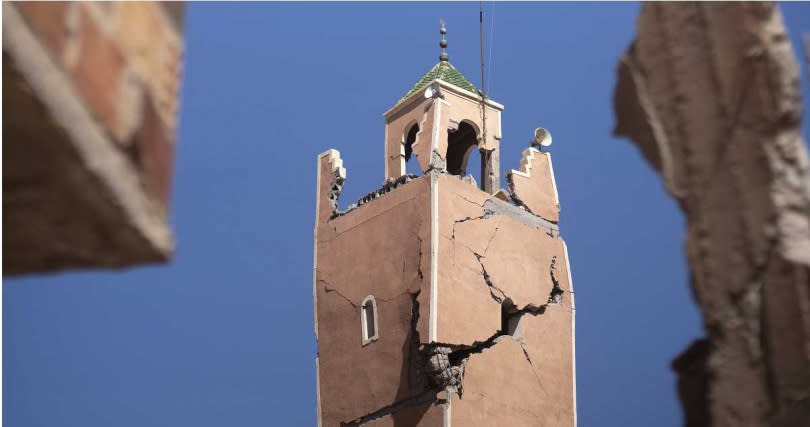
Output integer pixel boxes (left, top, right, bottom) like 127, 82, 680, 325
437, 174, 574, 426
315, 151, 434, 426
3, 2, 182, 275
614, 3, 810, 425
315, 148, 574, 426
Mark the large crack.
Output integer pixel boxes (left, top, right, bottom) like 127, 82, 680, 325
451, 213, 491, 240
472, 251, 507, 303
326, 188, 566, 421
319, 279, 358, 308
520, 342, 551, 398
451, 197, 558, 240
548, 255, 565, 305
422, 332, 506, 397
505, 171, 560, 225
415, 234, 424, 281
421, 256, 566, 400
339, 389, 438, 427
341, 290, 432, 426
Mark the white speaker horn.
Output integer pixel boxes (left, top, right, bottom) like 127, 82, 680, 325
531, 127, 552, 148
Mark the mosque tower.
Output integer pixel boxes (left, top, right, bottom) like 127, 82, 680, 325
313, 23, 576, 426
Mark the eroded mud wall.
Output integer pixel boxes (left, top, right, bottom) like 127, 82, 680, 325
436, 175, 575, 426
614, 3, 810, 425
314, 152, 434, 426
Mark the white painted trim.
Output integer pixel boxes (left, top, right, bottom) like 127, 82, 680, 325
435, 79, 505, 110
3, 3, 173, 254
383, 78, 504, 119
315, 356, 323, 427
508, 148, 541, 179
444, 394, 452, 427
313, 150, 332, 427
312, 149, 344, 427
497, 110, 503, 141
361, 295, 380, 345
428, 98, 442, 343
384, 123, 390, 180
430, 175, 439, 343
506, 149, 559, 208
547, 153, 560, 206
562, 240, 577, 427
399, 119, 420, 177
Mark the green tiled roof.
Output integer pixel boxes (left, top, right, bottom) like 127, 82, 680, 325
400, 61, 481, 102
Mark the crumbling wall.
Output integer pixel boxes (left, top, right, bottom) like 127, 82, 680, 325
383, 83, 503, 193
436, 174, 575, 426
613, 3, 810, 425
314, 146, 575, 426
314, 151, 434, 426
3, 2, 183, 274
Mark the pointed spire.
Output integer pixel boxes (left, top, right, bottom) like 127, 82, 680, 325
439, 20, 449, 62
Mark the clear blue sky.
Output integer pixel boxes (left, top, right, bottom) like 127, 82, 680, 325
5, 3, 809, 426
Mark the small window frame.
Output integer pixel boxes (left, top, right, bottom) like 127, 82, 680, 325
361, 295, 379, 345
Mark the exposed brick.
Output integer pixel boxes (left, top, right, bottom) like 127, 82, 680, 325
71, 6, 127, 141
16, 2, 70, 57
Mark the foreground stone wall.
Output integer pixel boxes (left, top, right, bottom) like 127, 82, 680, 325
614, 3, 810, 425
3, 2, 183, 274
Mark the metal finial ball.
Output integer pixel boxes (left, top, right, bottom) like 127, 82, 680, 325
440, 40, 448, 48
440, 27, 447, 35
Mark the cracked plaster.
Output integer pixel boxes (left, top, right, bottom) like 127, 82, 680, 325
316, 135, 573, 425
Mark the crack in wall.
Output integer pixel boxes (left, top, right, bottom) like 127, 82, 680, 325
421, 253, 570, 398
340, 290, 431, 426
415, 234, 425, 281
318, 277, 418, 307
472, 251, 507, 303
422, 333, 504, 397
481, 225, 500, 256
451, 212, 491, 240
339, 389, 439, 427
548, 256, 565, 305
451, 197, 559, 239
427, 148, 447, 172
319, 279, 358, 308
505, 171, 560, 225
520, 342, 551, 398
421, 275, 565, 401
410, 101, 433, 173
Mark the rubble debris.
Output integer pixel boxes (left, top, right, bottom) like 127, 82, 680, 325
339, 389, 439, 427
424, 346, 465, 393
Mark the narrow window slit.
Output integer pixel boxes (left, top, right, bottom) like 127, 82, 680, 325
361, 296, 379, 345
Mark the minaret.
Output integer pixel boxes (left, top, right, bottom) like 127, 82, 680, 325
314, 23, 576, 426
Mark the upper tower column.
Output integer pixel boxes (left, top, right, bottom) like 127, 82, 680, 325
382, 23, 504, 193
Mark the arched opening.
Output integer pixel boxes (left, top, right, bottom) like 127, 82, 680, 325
361, 295, 379, 345
403, 123, 421, 175
465, 147, 482, 187
446, 121, 480, 186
